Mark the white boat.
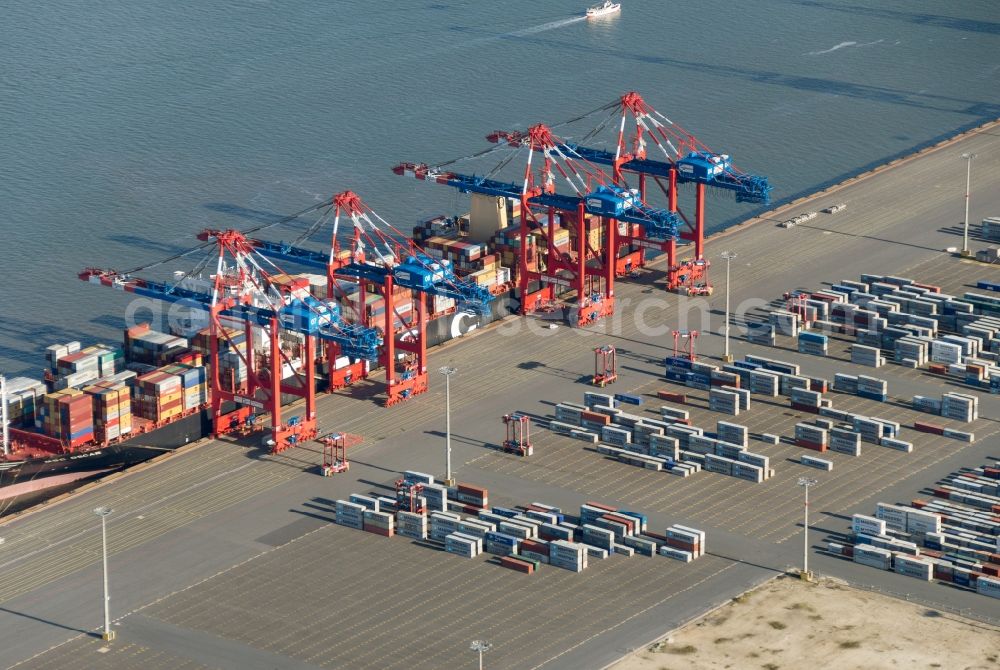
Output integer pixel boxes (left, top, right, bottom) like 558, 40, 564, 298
587, 1, 621, 18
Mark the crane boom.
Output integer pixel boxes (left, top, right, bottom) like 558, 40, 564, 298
392, 164, 681, 239
78, 269, 382, 360
564, 144, 771, 204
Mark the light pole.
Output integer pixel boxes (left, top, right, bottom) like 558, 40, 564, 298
93, 506, 115, 641
961, 152, 976, 256
440, 366, 457, 486
797, 478, 817, 580
720, 251, 737, 363
470, 640, 492, 669
1, 375, 10, 457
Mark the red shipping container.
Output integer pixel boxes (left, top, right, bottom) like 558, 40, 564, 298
457, 483, 488, 497
519, 539, 550, 556
586, 501, 617, 512
796, 439, 828, 452
363, 526, 393, 538
710, 378, 738, 388
657, 390, 686, 403
913, 421, 945, 435
580, 411, 611, 425
499, 556, 534, 574
790, 402, 821, 414
666, 536, 699, 553
984, 467, 1000, 480
928, 364, 947, 375
809, 379, 828, 393
602, 513, 636, 535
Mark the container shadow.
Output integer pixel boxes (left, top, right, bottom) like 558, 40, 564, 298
351, 460, 405, 478
356, 478, 397, 493
289, 508, 335, 524
936, 224, 989, 242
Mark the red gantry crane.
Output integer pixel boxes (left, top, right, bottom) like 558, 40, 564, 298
233, 190, 493, 407
327, 191, 494, 406
395, 125, 680, 327
318, 432, 361, 475
593, 344, 618, 386
81, 229, 382, 453
502, 412, 532, 457
558, 91, 772, 293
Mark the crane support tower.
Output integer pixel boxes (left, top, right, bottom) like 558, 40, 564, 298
327, 191, 493, 406
593, 345, 618, 386
318, 432, 361, 476
672, 330, 699, 362
502, 413, 532, 457
395, 478, 426, 514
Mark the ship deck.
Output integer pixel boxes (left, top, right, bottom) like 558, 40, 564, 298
2, 120, 1000, 669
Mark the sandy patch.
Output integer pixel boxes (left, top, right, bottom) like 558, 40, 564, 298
611, 575, 999, 670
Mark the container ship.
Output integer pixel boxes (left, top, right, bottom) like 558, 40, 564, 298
0, 194, 542, 514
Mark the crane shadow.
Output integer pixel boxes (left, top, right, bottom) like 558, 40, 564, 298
792, 1, 1000, 36
203, 203, 289, 226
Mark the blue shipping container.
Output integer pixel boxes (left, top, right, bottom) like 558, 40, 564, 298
614, 393, 643, 406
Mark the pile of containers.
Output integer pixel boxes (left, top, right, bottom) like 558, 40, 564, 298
797, 331, 828, 356
833, 373, 888, 401
332, 481, 708, 575
769, 310, 799, 337
831, 463, 1000, 599
83, 380, 133, 443
767, 273, 1000, 391
132, 370, 183, 422
851, 344, 885, 368
552, 395, 772, 482
912, 391, 978, 424
36, 389, 93, 448
1, 377, 46, 427
161, 364, 209, 411
124, 324, 190, 366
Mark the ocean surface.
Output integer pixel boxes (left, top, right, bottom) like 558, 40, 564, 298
2, 0, 999, 376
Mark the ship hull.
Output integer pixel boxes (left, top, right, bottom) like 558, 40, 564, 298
0, 292, 514, 516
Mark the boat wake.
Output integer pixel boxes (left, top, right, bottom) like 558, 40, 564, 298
807, 39, 884, 56
507, 16, 587, 38
808, 41, 857, 55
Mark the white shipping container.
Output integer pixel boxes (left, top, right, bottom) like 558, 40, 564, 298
977, 575, 1000, 598
852, 514, 887, 536
875, 503, 909, 532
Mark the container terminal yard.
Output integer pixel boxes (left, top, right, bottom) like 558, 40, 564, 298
1, 114, 1000, 669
